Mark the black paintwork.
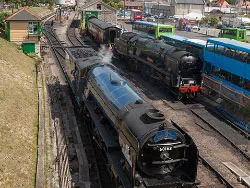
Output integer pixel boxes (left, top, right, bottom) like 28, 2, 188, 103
66, 42, 199, 187
114, 32, 202, 93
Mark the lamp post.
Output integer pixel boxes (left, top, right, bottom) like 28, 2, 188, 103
123, 0, 126, 29
157, 0, 159, 27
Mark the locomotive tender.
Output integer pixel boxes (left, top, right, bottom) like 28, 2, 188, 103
87, 16, 121, 45
114, 32, 202, 99
65, 47, 199, 187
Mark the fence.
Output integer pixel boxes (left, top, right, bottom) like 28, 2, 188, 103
202, 74, 250, 107
53, 117, 72, 188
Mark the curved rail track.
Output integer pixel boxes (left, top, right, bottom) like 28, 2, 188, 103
43, 20, 102, 188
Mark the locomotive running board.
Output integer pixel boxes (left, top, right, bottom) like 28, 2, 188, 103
84, 100, 120, 149
107, 150, 132, 188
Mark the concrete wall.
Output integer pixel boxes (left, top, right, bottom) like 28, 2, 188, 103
82, 3, 117, 25
175, 4, 204, 15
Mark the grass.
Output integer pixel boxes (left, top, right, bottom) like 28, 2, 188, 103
29, 7, 54, 17
0, 6, 54, 18
0, 37, 38, 187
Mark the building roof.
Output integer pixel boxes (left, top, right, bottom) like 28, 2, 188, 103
88, 17, 119, 29
175, 0, 205, 5
6, 7, 41, 21
81, 0, 117, 12
151, 4, 174, 10
207, 38, 250, 53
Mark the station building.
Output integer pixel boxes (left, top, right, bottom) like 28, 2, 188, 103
6, 7, 42, 54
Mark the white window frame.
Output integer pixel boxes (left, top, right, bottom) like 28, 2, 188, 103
28, 22, 38, 35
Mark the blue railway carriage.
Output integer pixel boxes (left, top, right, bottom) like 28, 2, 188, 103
203, 38, 250, 106
185, 39, 207, 62
160, 34, 188, 48
160, 35, 207, 62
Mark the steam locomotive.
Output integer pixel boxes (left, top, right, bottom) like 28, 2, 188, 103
65, 47, 199, 188
114, 32, 202, 99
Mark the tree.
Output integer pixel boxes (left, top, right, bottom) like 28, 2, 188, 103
104, 0, 122, 9
200, 14, 219, 27
226, 0, 237, 4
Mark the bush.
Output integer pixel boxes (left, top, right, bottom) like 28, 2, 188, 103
0, 12, 11, 30
200, 15, 219, 27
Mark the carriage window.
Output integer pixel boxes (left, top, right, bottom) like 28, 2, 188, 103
247, 54, 250, 64
206, 42, 215, 52
148, 27, 156, 35
220, 69, 230, 81
211, 65, 220, 77
223, 29, 236, 36
231, 74, 243, 87
235, 50, 248, 62
215, 45, 224, 54
204, 62, 212, 74
159, 28, 172, 33
139, 24, 143, 31
243, 79, 250, 91
97, 4, 101, 10
224, 47, 235, 58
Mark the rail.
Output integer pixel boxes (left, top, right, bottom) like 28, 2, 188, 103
43, 19, 102, 188
199, 156, 234, 188
216, 106, 250, 136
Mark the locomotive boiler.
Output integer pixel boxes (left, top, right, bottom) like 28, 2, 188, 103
66, 47, 199, 187
114, 32, 202, 99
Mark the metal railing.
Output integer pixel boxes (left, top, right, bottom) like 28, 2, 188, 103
202, 74, 250, 107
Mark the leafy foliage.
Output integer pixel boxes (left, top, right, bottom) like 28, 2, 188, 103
226, 0, 237, 4
103, 0, 123, 9
199, 14, 219, 27
0, 12, 10, 31
3, 0, 55, 6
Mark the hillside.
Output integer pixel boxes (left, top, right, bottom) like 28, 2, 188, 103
0, 38, 38, 187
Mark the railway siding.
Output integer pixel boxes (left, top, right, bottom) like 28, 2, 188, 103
191, 108, 250, 159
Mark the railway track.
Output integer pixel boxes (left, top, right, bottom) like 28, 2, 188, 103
44, 17, 250, 187
43, 19, 103, 188
111, 57, 250, 188
67, 19, 85, 46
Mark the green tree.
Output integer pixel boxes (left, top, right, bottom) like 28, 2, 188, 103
0, 12, 10, 32
104, 0, 122, 9
226, 0, 236, 4
200, 15, 219, 27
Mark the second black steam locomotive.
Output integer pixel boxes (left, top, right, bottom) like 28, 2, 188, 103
114, 32, 203, 99
65, 47, 199, 187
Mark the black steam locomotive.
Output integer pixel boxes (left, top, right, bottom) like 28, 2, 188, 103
65, 47, 199, 188
87, 17, 121, 45
114, 32, 202, 99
